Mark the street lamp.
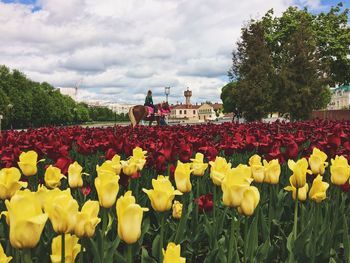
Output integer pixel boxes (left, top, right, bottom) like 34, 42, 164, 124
8, 103, 13, 130
165, 87, 170, 103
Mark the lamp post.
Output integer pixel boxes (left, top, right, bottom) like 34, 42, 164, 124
165, 87, 170, 103
8, 103, 13, 130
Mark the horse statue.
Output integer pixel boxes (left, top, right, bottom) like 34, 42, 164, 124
128, 102, 170, 127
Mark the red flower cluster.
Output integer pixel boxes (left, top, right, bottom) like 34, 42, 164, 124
1, 120, 350, 175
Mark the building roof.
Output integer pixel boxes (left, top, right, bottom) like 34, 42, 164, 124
171, 104, 200, 110
211, 103, 223, 110
332, 85, 350, 93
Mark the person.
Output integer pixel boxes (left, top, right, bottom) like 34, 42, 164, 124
144, 90, 157, 114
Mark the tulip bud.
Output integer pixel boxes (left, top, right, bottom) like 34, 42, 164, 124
50, 234, 81, 263
44, 165, 65, 189
95, 169, 120, 208
209, 157, 231, 186
68, 162, 84, 188
285, 181, 309, 202
330, 155, 350, 186
121, 160, 139, 176
143, 175, 182, 212
190, 153, 208, 176
74, 200, 101, 238
43, 188, 79, 234
309, 175, 329, 203
116, 191, 148, 244
172, 201, 183, 219
308, 148, 328, 175
238, 186, 260, 216
18, 151, 38, 177
0, 243, 12, 262
221, 165, 253, 207
163, 243, 186, 263
249, 154, 262, 166
288, 158, 311, 188
263, 159, 281, 184
0, 167, 28, 200
3, 190, 48, 249
174, 161, 192, 193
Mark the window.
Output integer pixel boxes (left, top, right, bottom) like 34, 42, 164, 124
184, 110, 187, 114
193, 110, 196, 114
179, 110, 182, 114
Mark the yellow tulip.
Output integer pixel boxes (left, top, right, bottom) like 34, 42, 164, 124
263, 159, 281, 184
36, 184, 49, 209
116, 191, 148, 244
0, 167, 27, 200
68, 162, 84, 188
330, 155, 350, 185
97, 155, 122, 176
2, 190, 48, 249
174, 161, 192, 193
44, 165, 65, 189
142, 175, 182, 212
0, 243, 12, 263
288, 158, 311, 188
121, 160, 139, 176
190, 153, 208, 176
238, 186, 260, 216
209, 157, 232, 186
249, 154, 262, 166
50, 234, 81, 263
18, 150, 38, 176
284, 180, 309, 201
251, 165, 265, 183
132, 146, 147, 160
309, 175, 329, 203
163, 242, 186, 263
43, 188, 79, 234
94, 169, 120, 208
308, 148, 328, 175
221, 164, 253, 207
129, 147, 147, 171
172, 201, 183, 219
74, 200, 101, 238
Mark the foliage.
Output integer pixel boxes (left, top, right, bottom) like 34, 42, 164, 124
229, 21, 275, 121
0, 65, 124, 129
224, 3, 348, 120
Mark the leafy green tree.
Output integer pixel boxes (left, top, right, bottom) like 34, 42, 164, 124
0, 88, 10, 128
229, 21, 275, 121
279, 17, 328, 120
220, 82, 239, 113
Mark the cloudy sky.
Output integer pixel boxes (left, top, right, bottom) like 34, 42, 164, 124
0, 0, 348, 104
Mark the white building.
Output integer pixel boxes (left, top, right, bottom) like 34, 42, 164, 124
328, 85, 350, 110
57, 87, 78, 100
108, 103, 135, 114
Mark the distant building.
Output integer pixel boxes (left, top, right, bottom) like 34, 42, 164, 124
328, 85, 350, 110
198, 103, 224, 121
170, 104, 200, 121
108, 103, 135, 114
57, 87, 78, 100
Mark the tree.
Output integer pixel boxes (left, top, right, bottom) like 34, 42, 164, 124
278, 17, 328, 120
229, 21, 275, 121
220, 82, 239, 113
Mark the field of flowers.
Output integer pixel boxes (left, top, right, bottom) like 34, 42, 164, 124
0, 120, 349, 262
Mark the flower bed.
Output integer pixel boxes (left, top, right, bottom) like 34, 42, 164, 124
0, 120, 349, 262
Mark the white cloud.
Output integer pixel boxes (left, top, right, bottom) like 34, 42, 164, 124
0, 0, 320, 104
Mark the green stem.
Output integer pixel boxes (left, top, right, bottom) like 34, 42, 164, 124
101, 208, 108, 262
79, 239, 84, 263
159, 213, 165, 263
213, 185, 217, 221
268, 185, 273, 229
331, 188, 341, 248
127, 244, 133, 263
293, 188, 299, 241
61, 233, 65, 263
22, 249, 32, 263
227, 210, 236, 263
174, 195, 187, 244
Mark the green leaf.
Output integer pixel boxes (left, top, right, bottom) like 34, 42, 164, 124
89, 238, 101, 263
343, 215, 350, 263
141, 247, 157, 263
151, 235, 160, 260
